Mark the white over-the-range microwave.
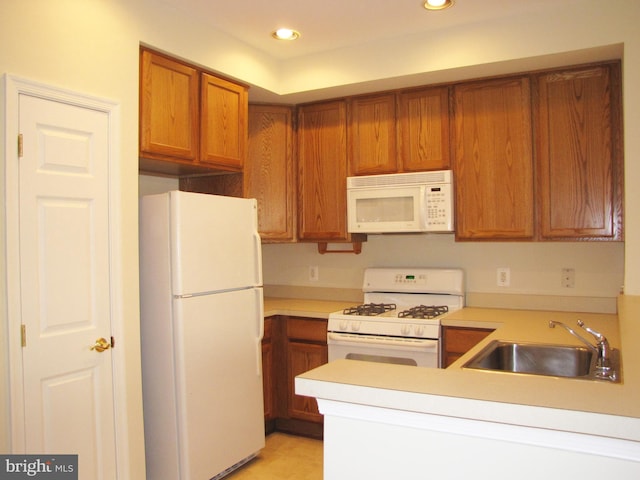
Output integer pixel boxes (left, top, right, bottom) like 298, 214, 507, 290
347, 170, 453, 234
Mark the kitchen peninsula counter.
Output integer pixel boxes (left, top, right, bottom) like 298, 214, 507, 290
267, 294, 640, 429
292, 295, 640, 477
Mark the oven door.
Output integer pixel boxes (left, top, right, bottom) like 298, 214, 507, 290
327, 332, 439, 368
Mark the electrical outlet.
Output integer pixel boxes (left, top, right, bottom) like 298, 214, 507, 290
497, 267, 510, 287
562, 268, 575, 288
309, 265, 319, 282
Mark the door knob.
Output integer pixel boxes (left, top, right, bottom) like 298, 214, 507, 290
91, 337, 111, 353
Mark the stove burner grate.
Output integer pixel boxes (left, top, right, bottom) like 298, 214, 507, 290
398, 305, 449, 319
343, 303, 396, 316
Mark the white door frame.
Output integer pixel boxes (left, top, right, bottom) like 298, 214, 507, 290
3, 74, 130, 478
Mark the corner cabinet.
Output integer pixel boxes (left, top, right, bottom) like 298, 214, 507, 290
246, 105, 296, 242
297, 101, 352, 242
453, 76, 535, 240
441, 326, 494, 368
534, 63, 623, 241
139, 47, 248, 176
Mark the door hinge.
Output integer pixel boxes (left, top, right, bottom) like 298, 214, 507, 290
21, 324, 26, 347
18, 134, 23, 158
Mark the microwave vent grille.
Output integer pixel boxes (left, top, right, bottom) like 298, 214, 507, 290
347, 170, 451, 188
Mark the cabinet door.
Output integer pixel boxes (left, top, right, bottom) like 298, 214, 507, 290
262, 318, 274, 420
453, 76, 534, 240
200, 73, 248, 171
349, 93, 397, 175
246, 105, 296, 242
287, 342, 327, 423
398, 86, 450, 172
297, 101, 349, 241
139, 49, 199, 162
442, 326, 493, 368
535, 63, 623, 240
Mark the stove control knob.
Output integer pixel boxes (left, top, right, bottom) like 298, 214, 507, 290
415, 325, 425, 337
351, 321, 361, 332
401, 324, 412, 336
340, 320, 349, 330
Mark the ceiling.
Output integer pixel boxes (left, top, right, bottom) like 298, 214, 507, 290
157, 0, 584, 60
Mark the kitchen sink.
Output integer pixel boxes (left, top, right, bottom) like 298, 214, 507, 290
463, 340, 620, 381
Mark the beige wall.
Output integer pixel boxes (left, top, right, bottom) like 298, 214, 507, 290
1, 0, 639, 466
262, 238, 624, 313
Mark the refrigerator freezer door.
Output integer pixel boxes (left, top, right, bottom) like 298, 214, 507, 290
169, 191, 262, 295
173, 287, 264, 479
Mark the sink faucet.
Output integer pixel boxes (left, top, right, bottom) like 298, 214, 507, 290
549, 320, 614, 378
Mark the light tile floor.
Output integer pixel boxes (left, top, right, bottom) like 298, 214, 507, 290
226, 432, 323, 480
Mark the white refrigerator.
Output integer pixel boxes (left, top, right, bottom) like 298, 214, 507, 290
139, 190, 265, 480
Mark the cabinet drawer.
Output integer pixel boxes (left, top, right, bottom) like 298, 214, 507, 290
287, 317, 327, 343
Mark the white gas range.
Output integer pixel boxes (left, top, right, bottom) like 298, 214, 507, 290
327, 267, 465, 368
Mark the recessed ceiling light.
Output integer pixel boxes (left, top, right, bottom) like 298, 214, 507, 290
271, 28, 301, 41
423, 0, 454, 10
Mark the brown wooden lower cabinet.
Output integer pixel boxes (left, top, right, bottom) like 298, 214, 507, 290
287, 341, 327, 422
262, 315, 327, 438
442, 326, 494, 368
263, 318, 495, 435
262, 317, 275, 422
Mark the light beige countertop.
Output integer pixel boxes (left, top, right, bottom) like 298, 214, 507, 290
290, 295, 640, 443
263, 297, 359, 319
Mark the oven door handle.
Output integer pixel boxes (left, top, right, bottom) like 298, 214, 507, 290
327, 332, 438, 349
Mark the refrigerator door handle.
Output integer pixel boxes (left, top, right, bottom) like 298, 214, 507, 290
253, 231, 263, 286
256, 288, 264, 377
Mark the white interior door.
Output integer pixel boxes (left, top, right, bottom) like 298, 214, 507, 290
16, 92, 117, 479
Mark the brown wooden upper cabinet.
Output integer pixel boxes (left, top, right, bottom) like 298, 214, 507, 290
397, 86, 451, 172
348, 87, 451, 176
139, 47, 248, 176
348, 93, 398, 175
246, 105, 296, 242
534, 63, 623, 241
200, 73, 248, 170
453, 76, 535, 240
139, 49, 199, 169
297, 100, 353, 242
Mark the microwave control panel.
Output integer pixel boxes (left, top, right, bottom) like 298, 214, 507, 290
426, 185, 453, 230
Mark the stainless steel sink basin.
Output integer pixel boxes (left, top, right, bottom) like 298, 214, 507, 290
463, 340, 619, 381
